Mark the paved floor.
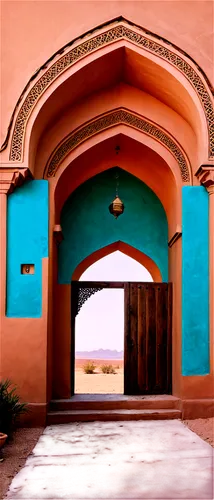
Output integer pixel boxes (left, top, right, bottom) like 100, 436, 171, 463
6, 420, 213, 499
59, 394, 179, 401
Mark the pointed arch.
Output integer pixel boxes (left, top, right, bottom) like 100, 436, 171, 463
1, 18, 212, 163
72, 241, 162, 282
45, 108, 191, 182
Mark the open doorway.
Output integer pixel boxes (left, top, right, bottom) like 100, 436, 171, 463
74, 251, 153, 394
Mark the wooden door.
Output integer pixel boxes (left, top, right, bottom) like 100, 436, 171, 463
124, 283, 172, 395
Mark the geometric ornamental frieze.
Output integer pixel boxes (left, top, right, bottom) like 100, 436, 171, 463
5, 20, 214, 161
76, 287, 103, 315
45, 109, 191, 182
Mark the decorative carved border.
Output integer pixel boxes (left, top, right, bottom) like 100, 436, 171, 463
44, 109, 190, 182
76, 287, 103, 315
6, 19, 214, 162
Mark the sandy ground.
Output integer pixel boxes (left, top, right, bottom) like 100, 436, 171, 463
183, 418, 214, 447
0, 427, 44, 500
75, 358, 124, 393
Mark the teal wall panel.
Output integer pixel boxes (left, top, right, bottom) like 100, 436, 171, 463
182, 186, 209, 375
7, 180, 49, 318
59, 168, 168, 283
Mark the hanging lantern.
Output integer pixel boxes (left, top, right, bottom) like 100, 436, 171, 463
109, 171, 124, 219
109, 196, 124, 218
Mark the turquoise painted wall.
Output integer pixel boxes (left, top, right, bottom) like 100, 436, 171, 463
7, 180, 49, 318
182, 186, 209, 375
59, 168, 168, 283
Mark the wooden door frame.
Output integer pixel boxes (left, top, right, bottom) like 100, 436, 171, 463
71, 281, 125, 395
71, 281, 172, 396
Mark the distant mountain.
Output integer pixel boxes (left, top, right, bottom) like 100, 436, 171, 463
76, 349, 124, 359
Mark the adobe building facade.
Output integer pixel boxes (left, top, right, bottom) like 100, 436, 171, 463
0, 1, 213, 424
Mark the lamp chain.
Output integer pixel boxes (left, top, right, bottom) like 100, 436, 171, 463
115, 172, 119, 197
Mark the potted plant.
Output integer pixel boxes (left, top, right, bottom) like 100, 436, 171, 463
0, 432, 7, 450
0, 379, 28, 440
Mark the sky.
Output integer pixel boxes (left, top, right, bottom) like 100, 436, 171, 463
75, 251, 153, 352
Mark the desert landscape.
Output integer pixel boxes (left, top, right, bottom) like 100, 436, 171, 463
75, 355, 124, 394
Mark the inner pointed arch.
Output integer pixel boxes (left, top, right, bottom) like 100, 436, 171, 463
72, 241, 162, 282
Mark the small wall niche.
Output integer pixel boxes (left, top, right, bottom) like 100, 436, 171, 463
21, 264, 35, 275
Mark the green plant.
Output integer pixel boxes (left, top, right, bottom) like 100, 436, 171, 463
83, 361, 96, 374
101, 364, 116, 374
0, 380, 28, 436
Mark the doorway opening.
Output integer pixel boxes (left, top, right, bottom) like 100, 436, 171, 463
74, 251, 153, 394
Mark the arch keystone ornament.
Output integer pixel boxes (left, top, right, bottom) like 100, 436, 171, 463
2, 18, 213, 162
44, 109, 191, 182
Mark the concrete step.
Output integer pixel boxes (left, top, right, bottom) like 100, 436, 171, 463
50, 395, 181, 412
47, 408, 182, 424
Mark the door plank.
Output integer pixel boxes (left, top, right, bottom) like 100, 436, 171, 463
146, 285, 157, 393
124, 283, 130, 395
156, 285, 168, 393
167, 283, 172, 393
130, 283, 139, 394
137, 285, 147, 393
70, 282, 78, 396
124, 283, 139, 394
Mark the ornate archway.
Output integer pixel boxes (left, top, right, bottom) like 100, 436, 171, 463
1, 15, 213, 420
1, 18, 212, 165
44, 109, 191, 183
